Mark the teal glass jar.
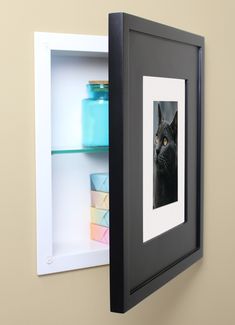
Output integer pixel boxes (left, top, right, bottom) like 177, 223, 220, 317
81, 81, 109, 147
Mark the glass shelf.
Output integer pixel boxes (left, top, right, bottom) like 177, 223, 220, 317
51, 146, 109, 155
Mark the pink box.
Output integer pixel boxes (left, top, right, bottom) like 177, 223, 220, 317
90, 223, 109, 245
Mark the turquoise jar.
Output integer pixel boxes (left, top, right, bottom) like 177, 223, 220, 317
82, 81, 109, 147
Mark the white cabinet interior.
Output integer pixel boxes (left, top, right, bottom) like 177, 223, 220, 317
35, 33, 109, 275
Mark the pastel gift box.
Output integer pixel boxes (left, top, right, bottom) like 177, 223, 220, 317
90, 173, 109, 193
91, 207, 109, 227
91, 191, 109, 210
90, 223, 109, 244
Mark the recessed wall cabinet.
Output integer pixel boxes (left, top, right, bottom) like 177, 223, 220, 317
35, 13, 204, 313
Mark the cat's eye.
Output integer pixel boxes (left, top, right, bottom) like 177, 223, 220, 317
163, 137, 168, 146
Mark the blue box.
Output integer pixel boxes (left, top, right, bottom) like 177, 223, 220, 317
90, 173, 109, 193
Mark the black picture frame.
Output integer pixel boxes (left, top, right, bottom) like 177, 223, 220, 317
109, 13, 204, 313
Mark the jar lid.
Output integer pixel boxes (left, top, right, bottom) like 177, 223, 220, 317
89, 80, 109, 85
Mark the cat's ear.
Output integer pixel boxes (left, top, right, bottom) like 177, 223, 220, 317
171, 111, 178, 141
158, 104, 163, 123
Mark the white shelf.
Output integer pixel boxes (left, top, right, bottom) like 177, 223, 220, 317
53, 240, 108, 257
35, 32, 109, 275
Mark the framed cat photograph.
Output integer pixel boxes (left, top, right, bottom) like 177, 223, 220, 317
109, 13, 204, 313
143, 76, 185, 242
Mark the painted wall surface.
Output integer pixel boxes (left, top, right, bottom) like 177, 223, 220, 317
0, 0, 235, 324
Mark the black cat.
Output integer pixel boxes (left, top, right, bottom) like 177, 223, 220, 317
154, 106, 178, 208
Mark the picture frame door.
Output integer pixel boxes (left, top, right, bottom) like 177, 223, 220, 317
109, 12, 204, 313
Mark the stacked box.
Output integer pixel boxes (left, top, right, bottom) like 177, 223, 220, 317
90, 173, 109, 244
91, 208, 109, 227
90, 172, 109, 193
90, 224, 109, 245
90, 191, 109, 210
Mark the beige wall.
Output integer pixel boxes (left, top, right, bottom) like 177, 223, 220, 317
0, 0, 235, 324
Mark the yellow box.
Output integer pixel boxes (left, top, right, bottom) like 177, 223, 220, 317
91, 207, 109, 227
91, 191, 109, 210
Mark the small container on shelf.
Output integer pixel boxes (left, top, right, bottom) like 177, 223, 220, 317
90, 172, 109, 245
91, 207, 109, 227
90, 224, 109, 245
82, 81, 109, 147
91, 191, 109, 210
90, 173, 109, 193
